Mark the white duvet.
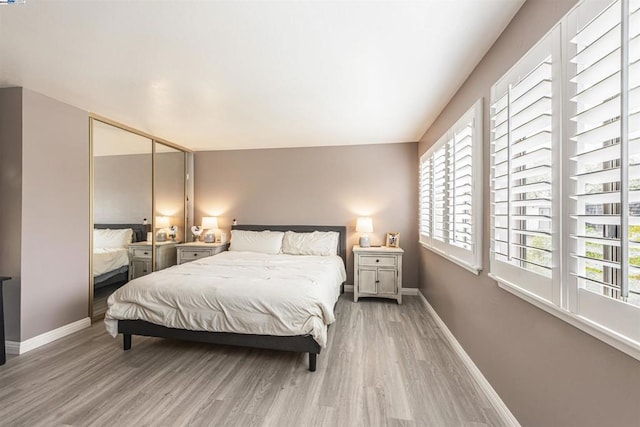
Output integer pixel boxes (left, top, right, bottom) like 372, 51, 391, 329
104, 251, 347, 347
93, 247, 129, 277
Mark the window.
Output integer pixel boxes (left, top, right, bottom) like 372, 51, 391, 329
489, 26, 562, 304
419, 99, 483, 274
490, 0, 640, 359
566, 0, 640, 347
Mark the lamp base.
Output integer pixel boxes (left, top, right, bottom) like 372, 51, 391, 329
359, 235, 371, 248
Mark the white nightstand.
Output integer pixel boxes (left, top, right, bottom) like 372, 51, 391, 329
353, 245, 404, 304
176, 242, 230, 265
128, 241, 179, 279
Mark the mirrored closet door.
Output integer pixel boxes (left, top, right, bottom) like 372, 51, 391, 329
90, 117, 191, 320
153, 143, 186, 272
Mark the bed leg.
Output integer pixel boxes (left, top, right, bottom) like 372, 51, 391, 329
123, 333, 131, 350
308, 353, 317, 372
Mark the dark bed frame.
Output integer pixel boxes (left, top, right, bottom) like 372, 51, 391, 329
117, 224, 347, 371
94, 223, 150, 290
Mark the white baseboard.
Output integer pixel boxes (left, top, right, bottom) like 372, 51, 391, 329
344, 285, 418, 295
5, 317, 91, 355
417, 291, 520, 427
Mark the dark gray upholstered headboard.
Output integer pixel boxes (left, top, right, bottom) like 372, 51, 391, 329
94, 223, 151, 243
231, 224, 347, 266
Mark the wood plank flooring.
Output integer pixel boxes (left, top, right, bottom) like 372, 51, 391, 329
92, 286, 111, 320
0, 295, 507, 426
92, 283, 124, 321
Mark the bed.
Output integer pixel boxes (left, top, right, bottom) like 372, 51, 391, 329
105, 224, 347, 371
94, 224, 149, 290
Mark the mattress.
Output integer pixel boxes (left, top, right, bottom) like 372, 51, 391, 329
104, 251, 347, 347
93, 247, 129, 277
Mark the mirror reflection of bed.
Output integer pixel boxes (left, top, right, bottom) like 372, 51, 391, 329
93, 224, 149, 318
91, 120, 153, 320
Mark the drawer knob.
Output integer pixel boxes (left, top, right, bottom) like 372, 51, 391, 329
376, 259, 380, 263
144, 252, 149, 255
143, 270, 147, 273
194, 253, 198, 256
375, 280, 380, 283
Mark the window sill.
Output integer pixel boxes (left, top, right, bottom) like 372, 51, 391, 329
490, 273, 640, 362
420, 242, 481, 275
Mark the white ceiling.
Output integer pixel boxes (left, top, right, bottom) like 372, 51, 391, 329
0, 0, 524, 151
92, 120, 179, 156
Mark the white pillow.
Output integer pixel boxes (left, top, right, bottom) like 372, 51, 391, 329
229, 230, 284, 254
281, 231, 339, 256
94, 228, 133, 249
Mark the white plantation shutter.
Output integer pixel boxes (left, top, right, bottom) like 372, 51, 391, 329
627, 0, 640, 309
492, 93, 510, 263
567, 0, 640, 343
419, 99, 483, 273
449, 123, 474, 251
490, 27, 561, 303
433, 144, 447, 243
419, 155, 432, 243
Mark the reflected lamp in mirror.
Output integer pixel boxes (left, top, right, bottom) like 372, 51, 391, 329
202, 216, 219, 243
156, 216, 171, 242
356, 217, 373, 248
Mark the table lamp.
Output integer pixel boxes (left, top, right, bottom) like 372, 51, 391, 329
202, 216, 219, 243
356, 217, 373, 248
155, 216, 171, 242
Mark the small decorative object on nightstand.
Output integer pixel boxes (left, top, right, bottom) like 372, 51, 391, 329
353, 245, 403, 304
176, 242, 230, 265
169, 225, 178, 242
191, 225, 203, 242
385, 232, 400, 248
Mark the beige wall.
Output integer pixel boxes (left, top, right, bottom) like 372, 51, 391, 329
418, 1, 640, 426
21, 88, 90, 340
0, 87, 89, 342
0, 87, 23, 341
194, 143, 418, 287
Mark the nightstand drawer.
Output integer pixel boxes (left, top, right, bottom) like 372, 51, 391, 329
180, 249, 214, 261
132, 248, 152, 258
359, 255, 396, 267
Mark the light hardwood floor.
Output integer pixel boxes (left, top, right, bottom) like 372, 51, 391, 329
0, 295, 507, 426
92, 283, 118, 320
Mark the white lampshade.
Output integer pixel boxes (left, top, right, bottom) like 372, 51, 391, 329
201, 216, 219, 230
356, 217, 373, 248
356, 217, 373, 233
155, 216, 171, 229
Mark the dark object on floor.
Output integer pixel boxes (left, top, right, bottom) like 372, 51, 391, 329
0, 276, 11, 366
